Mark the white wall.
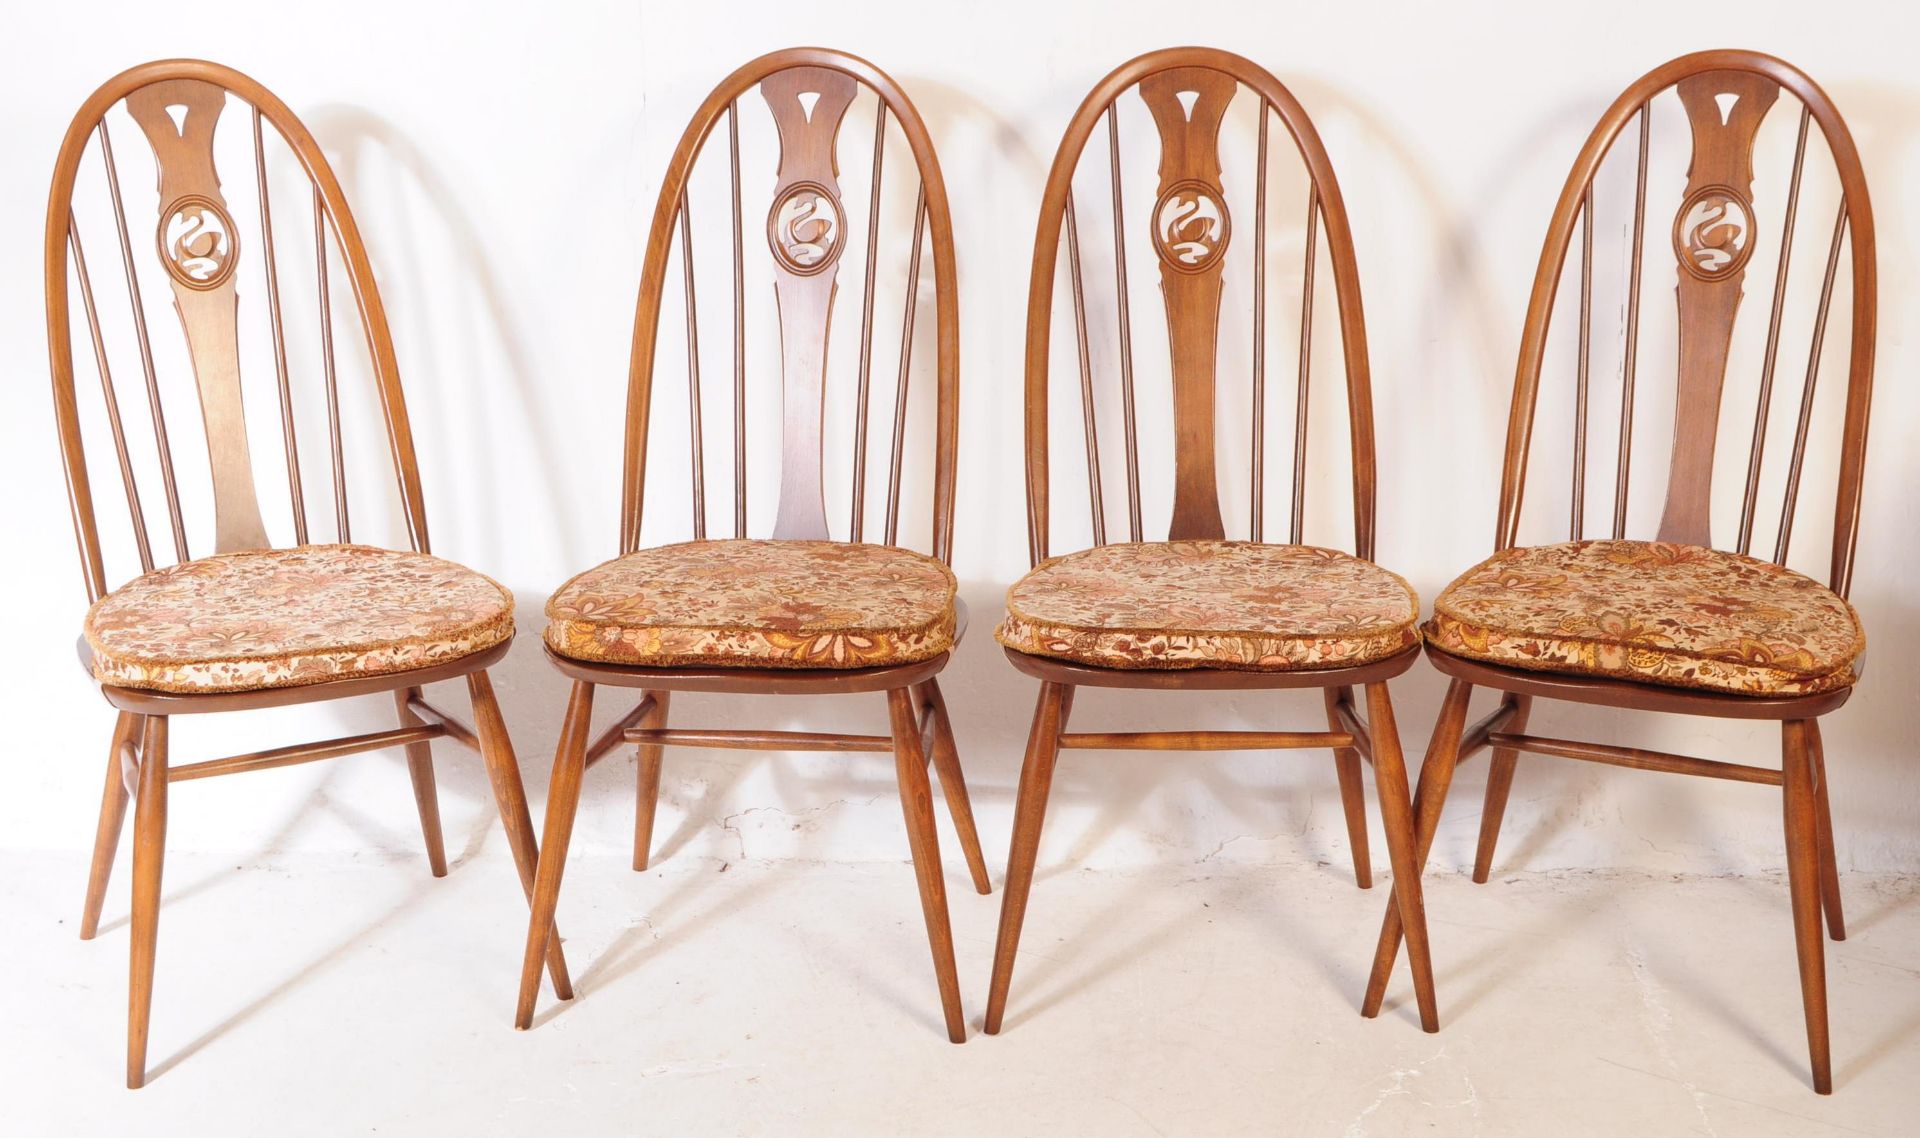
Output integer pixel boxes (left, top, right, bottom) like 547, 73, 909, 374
4, 0, 1917, 885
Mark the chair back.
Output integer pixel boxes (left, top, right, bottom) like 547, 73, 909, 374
1022, 48, 1379, 564
1496, 50, 1875, 596
620, 48, 960, 561
46, 60, 430, 603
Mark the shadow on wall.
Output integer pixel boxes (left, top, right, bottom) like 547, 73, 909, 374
893, 71, 1053, 208
1317, 77, 1631, 875
300, 104, 584, 569
291, 106, 591, 818
1818, 75, 1920, 868
1278, 73, 1524, 507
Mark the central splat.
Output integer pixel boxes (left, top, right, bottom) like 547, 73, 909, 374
762, 68, 856, 541
1140, 68, 1236, 541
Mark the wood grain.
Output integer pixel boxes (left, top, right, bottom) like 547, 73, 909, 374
995, 48, 1417, 1039
1656, 72, 1779, 545
1427, 50, 1875, 1096
548, 50, 976, 1043
45, 62, 547, 1088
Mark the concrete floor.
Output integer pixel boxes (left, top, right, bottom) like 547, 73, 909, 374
5, 844, 1918, 1136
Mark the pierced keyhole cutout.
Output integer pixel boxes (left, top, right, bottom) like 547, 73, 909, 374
797, 91, 820, 122
1714, 92, 1740, 125
164, 103, 190, 134
1175, 89, 1199, 120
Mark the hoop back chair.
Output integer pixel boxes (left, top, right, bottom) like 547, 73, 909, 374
516, 48, 984, 1043
44, 60, 569, 1087
986, 48, 1441, 1035
1365, 51, 1874, 1094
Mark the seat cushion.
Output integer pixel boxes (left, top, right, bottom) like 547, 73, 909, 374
84, 544, 515, 694
1426, 540, 1864, 696
995, 541, 1420, 671
544, 539, 958, 670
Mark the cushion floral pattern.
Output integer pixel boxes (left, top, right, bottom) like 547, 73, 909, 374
995, 541, 1420, 671
544, 539, 957, 669
85, 544, 515, 694
1426, 540, 1864, 696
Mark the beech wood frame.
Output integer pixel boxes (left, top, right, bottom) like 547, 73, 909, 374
987, 47, 1440, 1037
44, 60, 568, 1088
513, 47, 983, 1044
1374, 50, 1876, 1096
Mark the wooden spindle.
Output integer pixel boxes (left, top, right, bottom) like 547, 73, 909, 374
1107, 105, 1142, 542
679, 194, 706, 540
70, 222, 154, 573
1775, 206, 1847, 565
99, 122, 188, 563
1065, 195, 1106, 547
1290, 189, 1319, 546
1571, 191, 1593, 541
1613, 106, 1650, 541
852, 102, 886, 543
729, 102, 746, 539
1739, 106, 1811, 556
1251, 106, 1268, 542
255, 107, 307, 546
314, 187, 349, 543
884, 187, 927, 546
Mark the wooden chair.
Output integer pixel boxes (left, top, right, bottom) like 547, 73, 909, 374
1364, 51, 1875, 1095
514, 48, 984, 1042
986, 48, 1439, 1035
44, 60, 569, 1087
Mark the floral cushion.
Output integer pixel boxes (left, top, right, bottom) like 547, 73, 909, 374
84, 544, 515, 694
544, 539, 957, 669
995, 541, 1420, 671
1426, 540, 1864, 696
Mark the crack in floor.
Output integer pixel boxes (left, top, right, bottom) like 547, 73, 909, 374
1344, 1043, 1453, 1137
1626, 942, 1719, 1137
718, 796, 885, 859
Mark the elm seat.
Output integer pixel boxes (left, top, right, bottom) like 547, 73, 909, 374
544, 539, 958, 670
83, 544, 516, 694
995, 541, 1420, 671
1425, 540, 1864, 697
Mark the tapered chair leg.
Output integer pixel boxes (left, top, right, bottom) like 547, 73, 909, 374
984, 682, 1072, 1035
466, 671, 573, 998
1324, 687, 1373, 889
631, 691, 671, 871
1364, 683, 1442, 1031
394, 687, 448, 877
126, 715, 168, 1089
915, 679, 992, 895
515, 680, 594, 1030
1364, 679, 1473, 1019
1783, 719, 1833, 1094
886, 686, 966, 1043
81, 711, 142, 940
1806, 720, 1845, 941
1471, 695, 1531, 884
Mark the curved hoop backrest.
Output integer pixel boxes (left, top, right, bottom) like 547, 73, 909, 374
1022, 47, 1378, 565
45, 59, 426, 604
1497, 50, 1876, 596
620, 48, 960, 562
